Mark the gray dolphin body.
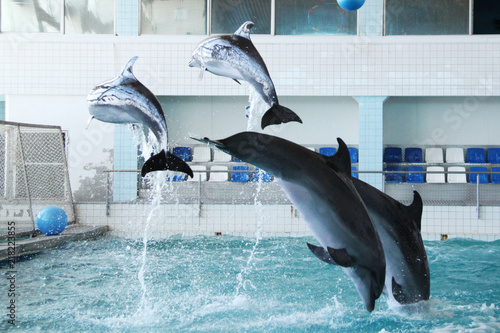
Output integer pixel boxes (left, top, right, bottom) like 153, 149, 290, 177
193, 132, 386, 312
87, 56, 193, 178
348, 179, 430, 305
189, 21, 302, 129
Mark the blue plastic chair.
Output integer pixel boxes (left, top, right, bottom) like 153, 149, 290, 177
351, 166, 358, 179
172, 147, 191, 162
405, 148, 423, 163
384, 147, 402, 163
468, 167, 488, 183
234, 157, 243, 162
166, 174, 186, 182
491, 167, 500, 184
348, 147, 358, 163
385, 166, 403, 183
405, 166, 424, 183
487, 148, 500, 163
466, 148, 486, 163
319, 147, 336, 157
252, 168, 272, 182
231, 166, 250, 182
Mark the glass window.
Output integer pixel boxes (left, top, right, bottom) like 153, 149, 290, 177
65, 0, 114, 34
276, 0, 356, 35
385, 0, 469, 35
1, 0, 62, 33
211, 0, 271, 34
141, 0, 206, 35
473, 0, 500, 34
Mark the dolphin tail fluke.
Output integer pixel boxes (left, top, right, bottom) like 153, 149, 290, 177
261, 104, 303, 129
141, 150, 194, 178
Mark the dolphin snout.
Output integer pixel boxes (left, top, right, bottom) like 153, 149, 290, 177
188, 59, 200, 68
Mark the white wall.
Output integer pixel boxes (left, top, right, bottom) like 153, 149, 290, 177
5, 94, 114, 200
384, 96, 500, 146
162, 96, 358, 146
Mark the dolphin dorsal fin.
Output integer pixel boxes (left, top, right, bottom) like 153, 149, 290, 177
120, 56, 139, 79
233, 21, 254, 40
325, 138, 352, 177
407, 190, 423, 231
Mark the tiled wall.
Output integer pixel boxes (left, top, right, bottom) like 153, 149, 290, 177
75, 203, 500, 241
1, 35, 500, 98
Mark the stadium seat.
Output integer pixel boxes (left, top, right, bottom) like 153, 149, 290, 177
446, 148, 464, 163
348, 147, 358, 163
466, 148, 486, 163
426, 166, 445, 183
172, 146, 190, 162
405, 166, 424, 183
384, 147, 402, 163
487, 148, 500, 163
351, 166, 358, 179
491, 167, 500, 184
319, 147, 336, 157
209, 166, 228, 181
213, 150, 232, 162
252, 168, 272, 182
231, 166, 250, 182
166, 172, 186, 182
404, 148, 423, 163
385, 166, 403, 183
191, 146, 211, 162
188, 165, 207, 182
468, 167, 488, 183
425, 148, 444, 163
447, 166, 466, 183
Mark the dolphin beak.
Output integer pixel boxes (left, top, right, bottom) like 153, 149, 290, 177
188, 59, 200, 68
190, 136, 228, 153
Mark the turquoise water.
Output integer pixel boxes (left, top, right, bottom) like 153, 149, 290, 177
1, 236, 499, 332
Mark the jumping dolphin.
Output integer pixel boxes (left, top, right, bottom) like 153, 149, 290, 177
189, 21, 302, 129
192, 132, 385, 312
87, 56, 193, 178
348, 180, 430, 305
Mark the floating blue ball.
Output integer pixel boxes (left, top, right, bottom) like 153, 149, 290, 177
36, 206, 68, 236
337, 0, 365, 11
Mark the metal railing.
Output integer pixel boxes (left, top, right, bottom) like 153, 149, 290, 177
102, 168, 500, 217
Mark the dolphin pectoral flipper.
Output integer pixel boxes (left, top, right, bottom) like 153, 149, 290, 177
327, 247, 356, 268
307, 243, 336, 265
391, 277, 407, 304
261, 104, 303, 129
141, 150, 194, 178
233, 79, 242, 85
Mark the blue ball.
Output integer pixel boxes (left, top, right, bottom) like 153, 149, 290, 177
337, 0, 365, 11
36, 206, 68, 236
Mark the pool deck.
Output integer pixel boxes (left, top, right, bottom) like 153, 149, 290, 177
0, 224, 109, 261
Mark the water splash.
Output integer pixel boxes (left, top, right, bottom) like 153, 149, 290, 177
246, 84, 270, 132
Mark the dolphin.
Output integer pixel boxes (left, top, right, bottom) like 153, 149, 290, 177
189, 21, 302, 129
192, 132, 386, 312
348, 180, 430, 305
87, 56, 193, 178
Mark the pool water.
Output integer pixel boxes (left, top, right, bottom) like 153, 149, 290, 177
1, 236, 499, 332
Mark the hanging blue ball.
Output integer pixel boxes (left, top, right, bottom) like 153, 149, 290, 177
36, 206, 68, 236
337, 0, 365, 11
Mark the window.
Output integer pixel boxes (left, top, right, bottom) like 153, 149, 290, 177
1, 0, 62, 33
211, 0, 271, 34
473, 0, 500, 34
276, 0, 356, 35
385, 0, 469, 35
65, 0, 114, 34
141, 0, 206, 35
